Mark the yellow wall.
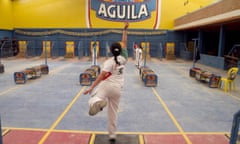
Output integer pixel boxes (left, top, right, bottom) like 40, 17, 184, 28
160, 0, 216, 29
13, 0, 86, 28
0, 0, 13, 30
9, 0, 216, 29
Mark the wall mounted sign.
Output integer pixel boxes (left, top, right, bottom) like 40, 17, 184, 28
86, 0, 161, 29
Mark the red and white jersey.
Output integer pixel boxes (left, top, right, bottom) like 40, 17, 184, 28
102, 56, 127, 87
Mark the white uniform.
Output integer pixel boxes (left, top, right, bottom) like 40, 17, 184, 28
88, 55, 127, 137
135, 48, 143, 68
135, 48, 139, 65
92, 47, 97, 65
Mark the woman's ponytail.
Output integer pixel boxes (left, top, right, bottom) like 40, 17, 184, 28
110, 42, 122, 65
114, 55, 120, 65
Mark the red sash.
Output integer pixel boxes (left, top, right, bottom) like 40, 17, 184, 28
103, 72, 112, 80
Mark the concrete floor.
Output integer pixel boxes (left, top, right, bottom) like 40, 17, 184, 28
0, 57, 239, 144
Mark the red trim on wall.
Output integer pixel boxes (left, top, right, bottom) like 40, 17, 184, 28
153, 0, 159, 29
88, 0, 92, 28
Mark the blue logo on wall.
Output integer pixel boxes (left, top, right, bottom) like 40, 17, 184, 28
90, 0, 156, 22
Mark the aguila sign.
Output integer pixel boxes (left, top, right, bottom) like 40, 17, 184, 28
86, 0, 161, 29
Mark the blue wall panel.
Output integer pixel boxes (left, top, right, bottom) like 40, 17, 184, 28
0, 30, 12, 39
13, 29, 174, 58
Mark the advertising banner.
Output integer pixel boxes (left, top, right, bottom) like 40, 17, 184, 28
86, 0, 161, 29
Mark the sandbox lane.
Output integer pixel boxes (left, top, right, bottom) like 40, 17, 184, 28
0, 58, 53, 94
120, 64, 179, 132
55, 62, 179, 133
0, 59, 73, 96
152, 87, 192, 144
150, 60, 240, 133
0, 61, 89, 129
38, 87, 86, 144
1, 58, 46, 74
0, 58, 44, 93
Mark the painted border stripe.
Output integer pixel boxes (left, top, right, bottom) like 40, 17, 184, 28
89, 134, 96, 144
2, 129, 10, 136
0, 86, 21, 96
1, 127, 230, 135
139, 134, 145, 144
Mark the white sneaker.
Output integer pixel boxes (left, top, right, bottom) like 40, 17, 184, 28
89, 100, 107, 116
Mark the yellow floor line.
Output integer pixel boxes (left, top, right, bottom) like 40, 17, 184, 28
3, 126, 230, 135
2, 127, 48, 132
227, 92, 240, 101
49, 63, 73, 75
38, 86, 86, 144
2, 129, 10, 136
0, 86, 22, 96
152, 88, 192, 144
139, 134, 145, 144
89, 134, 96, 144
